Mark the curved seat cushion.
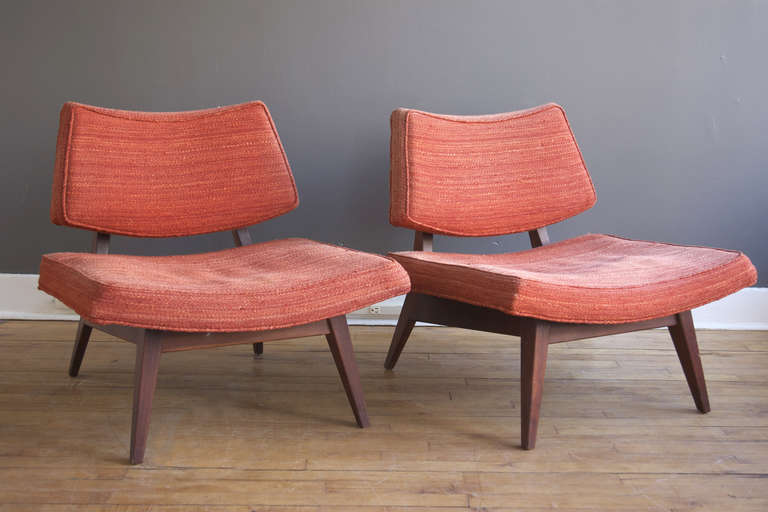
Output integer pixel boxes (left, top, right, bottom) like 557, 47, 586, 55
39, 239, 411, 332
390, 234, 756, 324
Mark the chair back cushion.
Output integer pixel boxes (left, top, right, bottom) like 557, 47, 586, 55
390, 103, 596, 236
51, 101, 298, 237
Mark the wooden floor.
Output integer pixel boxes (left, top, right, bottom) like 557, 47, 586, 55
0, 320, 767, 511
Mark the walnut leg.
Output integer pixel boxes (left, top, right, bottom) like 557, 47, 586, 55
520, 321, 550, 450
326, 315, 370, 428
384, 293, 417, 370
668, 310, 710, 413
130, 330, 162, 464
68, 319, 92, 377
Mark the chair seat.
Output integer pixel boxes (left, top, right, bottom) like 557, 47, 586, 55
39, 238, 411, 332
391, 234, 756, 324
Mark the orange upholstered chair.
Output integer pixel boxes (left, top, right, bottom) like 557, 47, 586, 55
39, 101, 410, 464
385, 104, 757, 449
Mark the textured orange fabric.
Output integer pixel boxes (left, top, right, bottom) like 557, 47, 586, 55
51, 101, 298, 237
390, 104, 596, 236
391, 234, 757, 324
39, 238, 411, 332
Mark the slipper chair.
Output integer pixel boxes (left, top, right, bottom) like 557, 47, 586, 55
384, 103, 756, 449
38, 101, 411, 464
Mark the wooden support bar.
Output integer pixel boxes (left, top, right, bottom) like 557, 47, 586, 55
232, 227, 253, 247
91, 232, 111, 254
405, 294, 678, 345
88, 323, 145, 344
86, 320, 331, 352
547, 316, 678, 344
158, 320, 331, 352
528, 227, 550, 248
408, 293, 523, 337
413, 232, 433, 252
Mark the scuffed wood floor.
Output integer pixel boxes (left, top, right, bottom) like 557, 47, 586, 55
0, 320, 767, 511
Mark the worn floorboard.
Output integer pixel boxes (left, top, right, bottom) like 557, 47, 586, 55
0, 321, 767, 511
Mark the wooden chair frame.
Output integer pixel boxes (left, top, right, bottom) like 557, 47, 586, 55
69, 229, 369, 464
385, 228, 710, 450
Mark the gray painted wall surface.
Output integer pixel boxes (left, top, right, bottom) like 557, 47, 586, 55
2, 0, 766, 284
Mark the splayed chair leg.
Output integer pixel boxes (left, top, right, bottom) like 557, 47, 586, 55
68, 319, 92, 377
668, 310, 710, 413
326, 315, 370, 428
520, 320, 550, 450
384, 293, 417, 370
130, 330, 162, 465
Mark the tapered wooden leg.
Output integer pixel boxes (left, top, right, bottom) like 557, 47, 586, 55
668, 310, 710, 413
253, 342, 263, 355
130, 330, 161, 465
326, 315, 370, 428
68, 319, 92, 377
384, 293, 417, 370
520, 320, 550, 450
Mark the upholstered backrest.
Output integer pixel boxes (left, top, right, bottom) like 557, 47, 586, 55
51, 101, 298, 237
390, 103, 596, 237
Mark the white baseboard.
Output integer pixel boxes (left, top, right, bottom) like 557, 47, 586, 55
2, 273, 766, 330
0, 274, 80, 321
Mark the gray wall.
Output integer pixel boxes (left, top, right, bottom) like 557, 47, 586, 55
2, 0, 766, 284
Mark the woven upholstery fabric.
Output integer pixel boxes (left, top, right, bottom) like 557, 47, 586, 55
39, 238, 411, 332
390, 104, 596, 237
391, 234, 757, 324
51, 101, 298, 237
